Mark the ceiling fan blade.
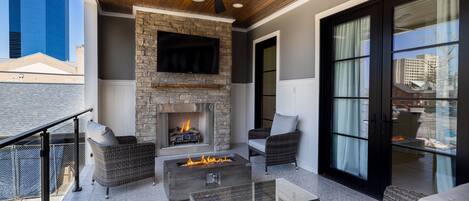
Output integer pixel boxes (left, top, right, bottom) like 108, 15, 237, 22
215, 0, 226, 14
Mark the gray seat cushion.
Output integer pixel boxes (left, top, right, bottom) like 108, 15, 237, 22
86, 121, 119, 146
248, 139, 266, 153
270, 113, 298, 136
419, 183, 469, 201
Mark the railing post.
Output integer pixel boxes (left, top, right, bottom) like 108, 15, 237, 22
73, 117, 82, 192
40, 130, 50, 201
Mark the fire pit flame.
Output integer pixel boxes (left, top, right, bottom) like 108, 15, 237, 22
182, 155, 232, 167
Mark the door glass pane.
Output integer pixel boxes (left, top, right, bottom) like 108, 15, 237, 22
263, 120, 273, 128
333, 99, 369, 138
262, 96, 275, 121
392, 45, 458, 99
263, 46, 276, 71
263, 71, 276, 95
392, 100, 457, 156
394, 0, 459, 51
334, 58, 370, 97
334, 16, 370, 60
331, 134, 368, 179
331, 16, 370, 181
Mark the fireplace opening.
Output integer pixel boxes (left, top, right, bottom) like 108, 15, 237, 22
168, 113, 204, 146
158, 103, 214, 150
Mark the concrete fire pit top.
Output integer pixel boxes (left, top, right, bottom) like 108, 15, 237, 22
163, 153, 250, 172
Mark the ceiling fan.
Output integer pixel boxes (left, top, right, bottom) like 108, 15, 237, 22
193, 0, 226, 14
214, 0, 226, 14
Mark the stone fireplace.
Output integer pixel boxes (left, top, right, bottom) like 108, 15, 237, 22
135, 10, 232, 155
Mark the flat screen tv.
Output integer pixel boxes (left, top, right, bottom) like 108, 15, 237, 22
157, 31, 219, 74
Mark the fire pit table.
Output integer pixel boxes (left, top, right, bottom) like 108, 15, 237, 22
163, 153, 252, 201
190, 178, 319, 201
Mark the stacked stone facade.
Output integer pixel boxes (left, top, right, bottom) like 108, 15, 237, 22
135, 11, 232, 151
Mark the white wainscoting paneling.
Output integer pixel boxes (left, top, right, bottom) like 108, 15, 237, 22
246, 78, 319, 173
98, 79, 136, 136
277, 78, 318, 173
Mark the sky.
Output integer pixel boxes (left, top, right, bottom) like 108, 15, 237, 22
0, 0, 84, 61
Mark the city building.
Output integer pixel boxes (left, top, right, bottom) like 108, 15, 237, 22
394, 54, 438, 88
9, 0, 69, 61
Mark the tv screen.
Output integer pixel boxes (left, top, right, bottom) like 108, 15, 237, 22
157, 31, 219, 74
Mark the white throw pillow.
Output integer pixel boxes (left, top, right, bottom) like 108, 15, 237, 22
86, 121, 119, 146
270, 113, 298, 136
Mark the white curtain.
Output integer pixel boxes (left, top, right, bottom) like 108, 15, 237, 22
435, 0, 458, 193
332, 17, 370, 179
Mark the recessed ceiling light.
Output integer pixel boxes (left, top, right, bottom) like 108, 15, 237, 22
233, 3, 243, 8
193, 0, 205, 2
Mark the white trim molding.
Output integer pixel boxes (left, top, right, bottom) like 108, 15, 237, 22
232, 27, 248, 32
133, 6, 236, 23
252, 30, 281, 82
246, 0, 310, 31
99, 10, 135, 19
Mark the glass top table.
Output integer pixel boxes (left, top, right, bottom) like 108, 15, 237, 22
190, 178, 319, 201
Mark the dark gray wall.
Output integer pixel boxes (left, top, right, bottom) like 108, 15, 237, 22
246, 0, 350, 82
232, 31, 250, 83
98, 15, 135, 80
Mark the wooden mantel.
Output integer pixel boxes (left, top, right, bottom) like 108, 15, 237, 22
151, 83, 224, 90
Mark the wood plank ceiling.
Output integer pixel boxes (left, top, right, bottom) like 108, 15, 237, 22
98, 0, 296, 28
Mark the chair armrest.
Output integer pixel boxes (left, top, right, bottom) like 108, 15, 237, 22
265, 130, 300, 154
94, 142, 155, 171
249, 128, 271, 139
383, 186, 427, 201
116, 136, 138, 144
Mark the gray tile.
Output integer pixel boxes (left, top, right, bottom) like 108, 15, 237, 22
64, 144, 376, 201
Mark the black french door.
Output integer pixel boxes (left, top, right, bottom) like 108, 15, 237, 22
255, 37, 277, 128
320, 0, 469, 198
319, 1, 384, 197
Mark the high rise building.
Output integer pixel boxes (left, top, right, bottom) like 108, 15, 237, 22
9, 0, 69, 61
394, 54, 438, 87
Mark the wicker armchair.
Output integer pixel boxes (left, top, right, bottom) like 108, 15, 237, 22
88, 136, 156, 199
248, 128, 301, 173
383, 186, 428, 201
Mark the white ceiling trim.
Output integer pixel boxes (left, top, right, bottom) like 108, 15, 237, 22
99, 10, 135, 19
132, 6, 236, 23
232, 27, 248, 32
245, 0, 310, 32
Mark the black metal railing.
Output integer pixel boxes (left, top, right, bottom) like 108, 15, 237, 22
0, 108, 93, 201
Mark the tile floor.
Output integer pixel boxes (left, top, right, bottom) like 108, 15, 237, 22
62, 144, 377, 201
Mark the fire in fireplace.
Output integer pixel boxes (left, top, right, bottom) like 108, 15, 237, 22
157, 103, 214, 155
169, 119, 203, 146
179, 155, 233, 167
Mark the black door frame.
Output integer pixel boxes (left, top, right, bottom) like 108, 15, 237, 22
319, 0, 384, 197
254, 36, 278, 128
319, 0, 469, 198
381, 0, 469, 187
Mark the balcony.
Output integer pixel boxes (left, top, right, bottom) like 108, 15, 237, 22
2, 0, 469, 200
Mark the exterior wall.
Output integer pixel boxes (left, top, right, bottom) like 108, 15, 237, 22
232, 31, 249, 83
0, 83, 84, 136
98, 15, 135, 80
246, 0, 350, 81
135, 11, 232, 151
